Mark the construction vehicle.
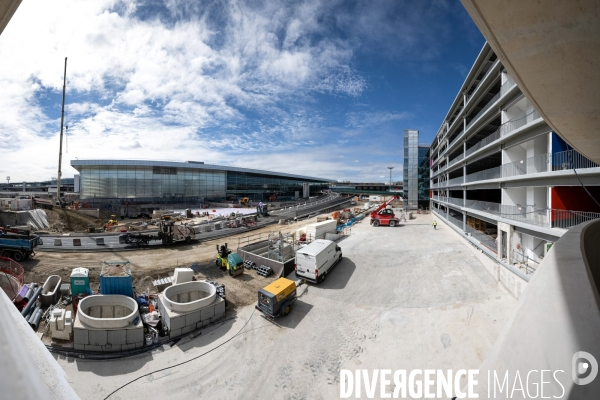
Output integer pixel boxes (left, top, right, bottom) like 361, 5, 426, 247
157, 218, 195, 245
215, 243, 244, 276
268, 193, 279, 202
118, 232, 155, 246
32, 197, 59, 209
369, 195, 400, 227
255, 277, 297, 319
0, 227, 43, 262
240, 197, 250, 207
107, 215, 119, 226
257, 203, 269, 217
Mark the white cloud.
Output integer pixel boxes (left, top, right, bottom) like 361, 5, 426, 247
0, 0, 450, 182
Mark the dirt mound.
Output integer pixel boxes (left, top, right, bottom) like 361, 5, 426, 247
45, 208, 105, 233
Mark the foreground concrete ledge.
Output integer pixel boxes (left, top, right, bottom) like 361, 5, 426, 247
474, 219, 600, 398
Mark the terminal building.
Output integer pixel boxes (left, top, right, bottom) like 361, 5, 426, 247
70, 160, 330, 205
429, 42, 600, 284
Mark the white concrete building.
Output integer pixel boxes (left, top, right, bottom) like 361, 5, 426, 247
430, 42, 600, 294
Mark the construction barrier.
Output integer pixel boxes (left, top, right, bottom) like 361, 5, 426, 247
95, 237, 105, 245
54, 239, 62, 246
73, 239, 81, 246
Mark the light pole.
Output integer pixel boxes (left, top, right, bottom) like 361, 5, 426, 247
387, 166, 394, 192
6, 176, 9, 185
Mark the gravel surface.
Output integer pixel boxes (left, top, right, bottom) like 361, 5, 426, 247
57, 213, 519, 399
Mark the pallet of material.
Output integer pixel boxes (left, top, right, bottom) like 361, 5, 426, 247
153, 276, 173, 291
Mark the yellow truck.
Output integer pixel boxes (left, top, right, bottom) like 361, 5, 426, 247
255, 278, 297, 319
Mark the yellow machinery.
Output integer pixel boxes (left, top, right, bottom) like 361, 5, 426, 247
240, 197, 250, 207
255, 278, 297, 319
107, 215, 119, 226
215, 243, 244, 277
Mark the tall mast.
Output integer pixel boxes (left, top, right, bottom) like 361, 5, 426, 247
57, 57, 67, 204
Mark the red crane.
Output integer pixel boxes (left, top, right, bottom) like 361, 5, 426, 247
369, 195, 400, 227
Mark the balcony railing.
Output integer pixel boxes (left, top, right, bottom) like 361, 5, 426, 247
446, 130, 464, 154
465, 59, 501, 106
501, 153, 549, 177
466, 149, 599, 184
463, 199, 600, 230
465, 225, 498, 254
552, 149, 600, 171
447, 176, 464, 186
465, 72, 515, 132
500, 106, 541, 137
465, 129, 500, 158
448, 153, 464, 167
446, 197, 464, 207
465, 166, 501, 183
448, 214, 464, 229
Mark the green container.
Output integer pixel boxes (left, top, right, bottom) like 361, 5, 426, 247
70, 267, 90, 295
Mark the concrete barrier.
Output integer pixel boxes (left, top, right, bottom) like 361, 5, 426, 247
54, 239, 62, 246
72, 239, 81, 246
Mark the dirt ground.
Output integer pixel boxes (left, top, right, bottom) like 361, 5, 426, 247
22, 213, 336, 309
44, 208, 106, 233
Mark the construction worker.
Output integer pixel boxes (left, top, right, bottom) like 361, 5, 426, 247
432, 220, 438, 230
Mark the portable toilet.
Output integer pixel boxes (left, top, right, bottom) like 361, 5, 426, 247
70, 268, 90, 295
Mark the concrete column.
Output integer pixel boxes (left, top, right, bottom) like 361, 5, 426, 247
497, 221, 514, 262
463, 212, 467, 232
463, 164, 467, 184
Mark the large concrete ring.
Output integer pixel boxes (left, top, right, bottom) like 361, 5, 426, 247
78, 295, 138, 329
163, 281, 217, 313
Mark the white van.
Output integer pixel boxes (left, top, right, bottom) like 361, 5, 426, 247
295, 239, 342, 283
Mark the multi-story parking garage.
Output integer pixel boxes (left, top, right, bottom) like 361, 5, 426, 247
429, 42, 600, 285
71, 160, 330, 204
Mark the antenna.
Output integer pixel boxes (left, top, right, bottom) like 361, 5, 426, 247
57, 57, 67, 204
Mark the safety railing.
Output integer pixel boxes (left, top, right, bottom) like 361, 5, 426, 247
448, 153, 464, 167
500, 74, 516, 96
466, 91, 501, 130
500, 106, 541, 137
552, 149, 600, 171
551, 209, 600, 229
465, 59, 501, 106
465, 225, 498, 254
501, 153, 549, 177
447, 176, 464, 186
465, 129, 500, 158
511, 252, 537, 275
446, 130, 465, 154
448, 214, 464, 229
446, 197, 464, 207
463, 199, 600, 230
465, 166, 501, 183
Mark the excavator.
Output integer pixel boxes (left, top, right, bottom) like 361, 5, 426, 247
369, 195, 401, 227
240, 197, 250, 207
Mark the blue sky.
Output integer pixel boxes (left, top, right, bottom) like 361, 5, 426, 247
0, 0, 484, 183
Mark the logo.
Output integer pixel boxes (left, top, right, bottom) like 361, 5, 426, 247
572, 351, 598, 385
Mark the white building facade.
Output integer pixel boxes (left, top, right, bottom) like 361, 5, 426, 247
429, 43, 600, 295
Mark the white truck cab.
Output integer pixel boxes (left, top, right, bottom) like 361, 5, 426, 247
295, 239, 342, 283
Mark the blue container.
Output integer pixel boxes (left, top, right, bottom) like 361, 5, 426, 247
99, 261, 133, 297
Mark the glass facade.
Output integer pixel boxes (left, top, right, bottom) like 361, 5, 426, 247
73, 161, 329, 204
403, 130, 430, 210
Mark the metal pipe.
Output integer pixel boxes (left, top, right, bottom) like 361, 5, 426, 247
29, 307, 44, 330
28, 304, 42, 324
21, 286, 43, 317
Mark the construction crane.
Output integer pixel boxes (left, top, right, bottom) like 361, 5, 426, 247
369, 195, 401, 227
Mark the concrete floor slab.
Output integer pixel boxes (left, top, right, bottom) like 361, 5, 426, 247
57, 214, 518, 399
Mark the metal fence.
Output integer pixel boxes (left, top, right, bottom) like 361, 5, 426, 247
465, 59, 501, 106
500, 74, 516, 97
465, 225, 498, 253
465, 129, 500, 158
465, 165, 501, 183
467, 91, 501, 130
500, 106, 541, 137
448, 153, 464, 167
463, 199, 600, 230
446, 197, 464, 207
447, 176, 464, 186
501, 153, 549, 177
552, 149, 600, 171
447, 214, 464, 228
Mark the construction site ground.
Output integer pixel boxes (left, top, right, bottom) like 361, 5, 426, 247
56, 213, 519, 399
22, 214, 331, 310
